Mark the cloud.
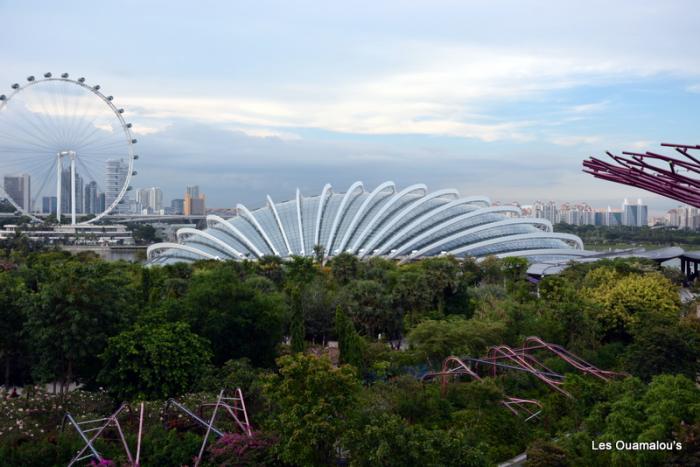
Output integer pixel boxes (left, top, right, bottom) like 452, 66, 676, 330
568, 101, 609, 114
687, 83, 700, 93
228, 127, 301, 140
549, 135, 602, 146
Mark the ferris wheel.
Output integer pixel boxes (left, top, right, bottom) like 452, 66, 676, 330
0, 72, 138, 224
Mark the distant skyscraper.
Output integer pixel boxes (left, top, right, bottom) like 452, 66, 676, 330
3, 173, 31, 211
184, 185, 206, 215
97, 192, 106, 214
105, 159, 130, 214
84, 181, 99, 214
42, 196, 57, 214
60, 168, 84, 214
171, 198, 184, 215
622, 198, 648, 227
137, 187, 163, 213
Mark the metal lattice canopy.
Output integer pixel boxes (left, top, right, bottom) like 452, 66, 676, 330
583, 143, 700, 207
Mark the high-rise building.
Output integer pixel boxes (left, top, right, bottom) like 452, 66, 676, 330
184, 185, 206, 215
42, 196, 57, 215
60, 168, 84, 214
621, 198, 648, 227
84, 181, 99, 214
105, 159, 130, 214
171, 198, 184, 215
137, 187, 163, 213
97, 192, 106, 214
3, 173, 31, 211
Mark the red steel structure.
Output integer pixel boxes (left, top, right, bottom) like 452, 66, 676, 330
426, 337, 624, 416
484, 337, 626, 398
422, 356, 543, 421
583, 143, 700, 207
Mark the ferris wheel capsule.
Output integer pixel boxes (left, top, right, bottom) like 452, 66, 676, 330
11, 83, 19, 89
44, 72, 52, 78
27, 76, 35, 82
61, 73, 69, 78
78, 77, 85, 83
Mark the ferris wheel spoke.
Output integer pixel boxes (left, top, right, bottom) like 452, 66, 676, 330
46, 81, 69, 144
75, 157, 107, 192
29, 157, 58, 212
72, 122, 118, 151
0, 107, 62, 151
0, 125, 57, 153
68, 92, 107, 149
76, 139, 128, 155
20, 85, 65, 148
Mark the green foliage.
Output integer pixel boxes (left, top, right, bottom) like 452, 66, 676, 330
624, 315, 700, 381
555, 374, 700, 466
585, 269, 680, 338
344, 412, 489, 467
407, 316, 505, 364
263, 354, 361, 466
129, 223, 161, 244
289, 287, 306, 353
98, 321, 212, 400
0, 271, 28, 388
25, 259, 136, 389
336, 306, 366, 369
174, 265, 286, 366
340, 279, 396, 338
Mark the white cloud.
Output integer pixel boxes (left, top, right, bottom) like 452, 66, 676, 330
229, 127, 301, 140
687, 83, 700, 93
549, 135, 602, 146
568, 101, 609, 114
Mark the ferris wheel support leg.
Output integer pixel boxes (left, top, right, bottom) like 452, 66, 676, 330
70, 154, 76, 225
56, 154, 62, 223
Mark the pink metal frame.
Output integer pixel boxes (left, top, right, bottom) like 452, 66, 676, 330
163, 388, 253, 467
425, 336, 624, 416
62, 402, 145, 466
583, 143, 700, 207
422, 356, 543, 421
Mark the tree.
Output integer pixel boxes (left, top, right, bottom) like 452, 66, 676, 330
175, 265, 286, 366
130, 224, 160, 244
344, 412, 488, 467
98, 321, 212, 400
340, 279, 395, 339
329, 252, 360, 285
290, 286, 306, 353
586, 271, 680, 339
262, 354, 360, 466
526, 440, 569, 467
624, 315, 700, 381
335, 306, 366, 369
407, 317, 505, 365
312, 244, 325, 264
0, 271, 28, 388
25, 259, 136, 392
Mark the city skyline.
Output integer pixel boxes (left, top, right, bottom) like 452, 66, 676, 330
1, 1, 699, 212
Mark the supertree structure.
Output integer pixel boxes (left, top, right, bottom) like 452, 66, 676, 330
582, 143, 700, 207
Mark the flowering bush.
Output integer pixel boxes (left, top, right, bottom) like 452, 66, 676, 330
207, 431, 278, 466
0, 386, 112, 441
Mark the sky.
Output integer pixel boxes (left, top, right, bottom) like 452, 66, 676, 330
1, 0, 700, 214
